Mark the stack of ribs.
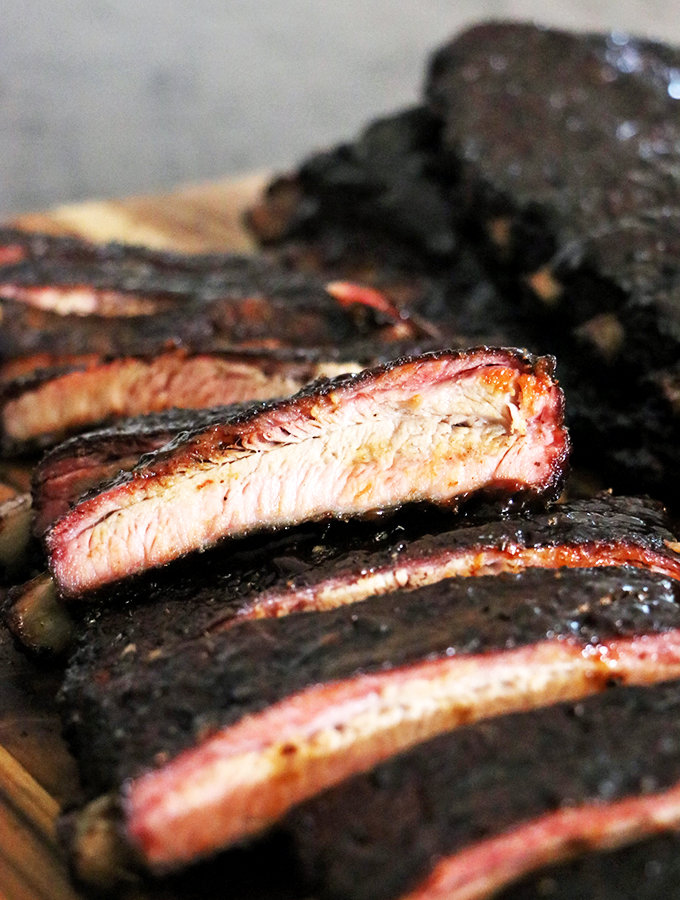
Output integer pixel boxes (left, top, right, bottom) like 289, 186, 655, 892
4, 19, 680, 900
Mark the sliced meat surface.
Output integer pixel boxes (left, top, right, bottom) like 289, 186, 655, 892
4, 349, 361, 453
287, 680, 680, 900
46, 347, 568, 596
61, 566, 680, 878
32, 405, 253, 534
16, 493, 680, 657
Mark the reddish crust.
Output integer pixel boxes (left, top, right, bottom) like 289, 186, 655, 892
124, 630, 680, 869
401, 783, 680, 900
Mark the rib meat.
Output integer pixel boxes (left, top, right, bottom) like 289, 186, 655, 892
45, 347, 568, 596
61, 566, 680, 878
19, 493, 680, 659
0, 269, 404, 366
32, 405, 254, 534
249, 24, 680, 504
3, 348, 362, 454
247, 107, 526, 345
0, 227, 410, 321
286, 680, 680, 900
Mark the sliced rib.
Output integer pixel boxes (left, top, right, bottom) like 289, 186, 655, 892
3, 348, 361, 453
287, 679, 680, 900
61, 567, 680, 878
0, 226, 409, 322
15, 494, 680, 657
45, 347, 568, 596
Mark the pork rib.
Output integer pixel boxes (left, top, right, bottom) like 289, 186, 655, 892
13, 494, 680, 658
45, 347, 568, 596
287, 680, 680, 900
425, 22, 680, 502
15, 492, 680, 661
62, 566, 680, 879
0, 269, 402, 367
4, 348, 361, 453
0, 227, 408, 322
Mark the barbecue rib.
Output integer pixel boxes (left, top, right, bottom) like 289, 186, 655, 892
286, 680, 680, 900
17, 493, 680, 659
0, 226, 409, 321
424, 22, 680, 502
249, 23, 680, 504
0, 488, 33, 578
0, 276, 399, 364
2, 348, 362, 453
247, 107, 526, 346
62, 566, 680, 880
45, 347, 568, 596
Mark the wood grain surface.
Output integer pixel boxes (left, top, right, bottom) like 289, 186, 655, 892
1, 173, 269, 900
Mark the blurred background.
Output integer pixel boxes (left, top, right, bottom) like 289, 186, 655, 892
0, 0, 675, 216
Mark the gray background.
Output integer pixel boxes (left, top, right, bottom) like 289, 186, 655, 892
1, 1, 677, 216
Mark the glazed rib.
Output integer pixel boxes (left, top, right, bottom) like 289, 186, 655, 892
247, 107, 525, 345
287, 680, 680, 900
62, 567, 680, 878
0, 268, 399, 366
226, 493, 680, 624
45, 347, 568, 596
32, 405, 253, 534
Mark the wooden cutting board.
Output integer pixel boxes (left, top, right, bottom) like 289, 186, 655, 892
0, 172, 272, 900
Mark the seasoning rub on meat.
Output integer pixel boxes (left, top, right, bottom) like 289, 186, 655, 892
64, 566, 680, 881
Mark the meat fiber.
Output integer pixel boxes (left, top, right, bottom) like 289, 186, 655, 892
287, 680, 680, 900
45, 347, 569, 596
32, 406, 252, 534
62, 566, 680, 880
2, 348, 361, 453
